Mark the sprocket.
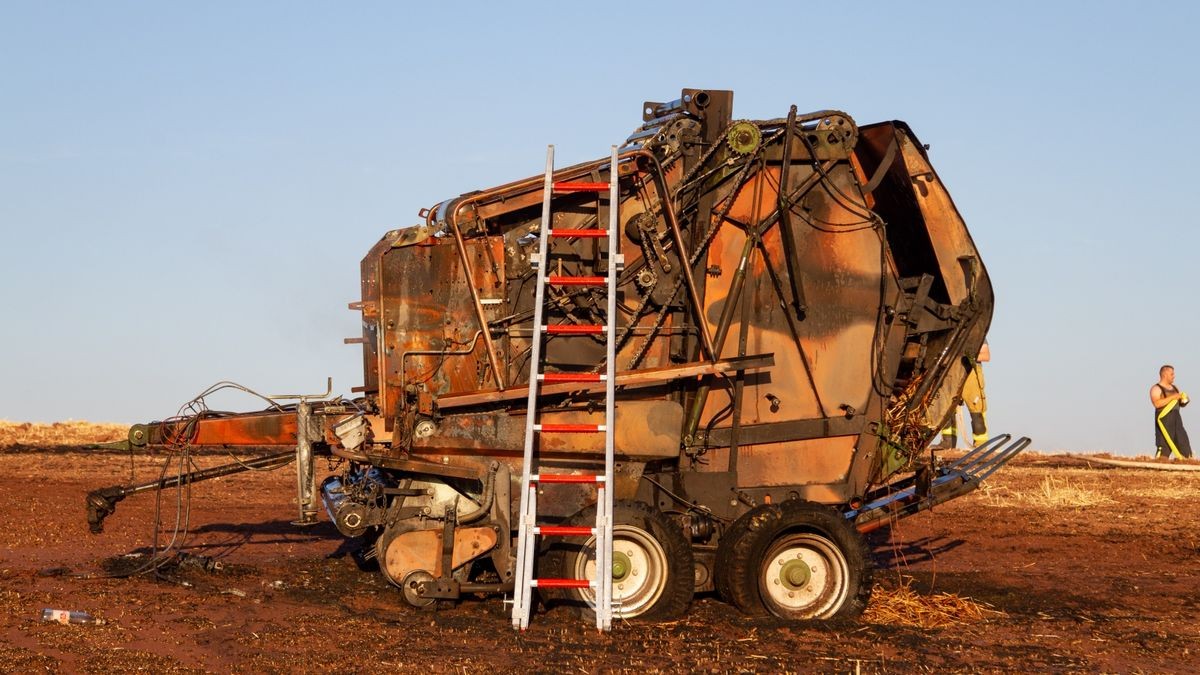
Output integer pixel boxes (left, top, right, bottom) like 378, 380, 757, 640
726, 120, 762, 156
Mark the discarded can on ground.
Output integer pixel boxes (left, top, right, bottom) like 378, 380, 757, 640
176, 552, 223, 572
41, 608, 105, 625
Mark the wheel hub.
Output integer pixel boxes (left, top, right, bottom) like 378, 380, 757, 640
779, 559, 812, 590
612, 551, 632, 581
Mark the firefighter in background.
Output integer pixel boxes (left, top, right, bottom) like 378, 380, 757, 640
1151, 364, 1192, 459
938, 342, 989, 449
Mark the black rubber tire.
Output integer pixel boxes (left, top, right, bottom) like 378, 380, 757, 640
538, 500, 693, 621
714, 500, 872, 621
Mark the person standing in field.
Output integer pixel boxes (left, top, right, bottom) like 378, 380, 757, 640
1151, 364, 1192, 459
938, 342, 990, 449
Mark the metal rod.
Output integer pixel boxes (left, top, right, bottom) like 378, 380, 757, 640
447, 215, 507, 389
399, 331, 484, 397
107, 451, 294, 499
86, 450, 295, 533
648, 94, 693, 120
639, 151, 716, 360
294, 400, 319, 525
682, 231, 758, 443
776, 105, 810, 318
728, 251, 755, 470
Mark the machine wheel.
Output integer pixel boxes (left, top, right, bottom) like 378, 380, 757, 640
715, 500, 872, 620
538, 500, 693, 621
400, 570, 436, 608
374, 522, 436, 607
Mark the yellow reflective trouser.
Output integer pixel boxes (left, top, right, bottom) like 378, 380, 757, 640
962, 365, 987, 414
943, 366, 987, 445
942, 414, 989, 445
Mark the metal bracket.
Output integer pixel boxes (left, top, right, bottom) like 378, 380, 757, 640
269, 377, 334, 403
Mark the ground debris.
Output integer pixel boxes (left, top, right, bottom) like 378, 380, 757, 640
864, 577, 1006, 628
3, 449, 1200, 672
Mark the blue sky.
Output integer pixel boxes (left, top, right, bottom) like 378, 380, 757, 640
2, 2, 1196, 455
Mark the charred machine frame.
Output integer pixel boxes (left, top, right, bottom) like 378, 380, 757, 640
89, 88, 1028, 622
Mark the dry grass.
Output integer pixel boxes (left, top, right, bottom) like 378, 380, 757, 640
865, 577, 1005, 628
1115, 484, 1198, 500
978, 474, 1115, 509
0, 420, 127, 448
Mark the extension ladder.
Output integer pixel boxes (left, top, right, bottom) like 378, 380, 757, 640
511, 145, 621, 631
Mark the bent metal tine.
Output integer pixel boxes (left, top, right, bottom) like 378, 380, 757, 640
954, 434, 1013, 475
947, 434, 1009, 471
975, 437, 1032, 482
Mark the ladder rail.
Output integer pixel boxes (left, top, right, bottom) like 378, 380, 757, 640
597, 145, 619, 630
511, 146, 556, 629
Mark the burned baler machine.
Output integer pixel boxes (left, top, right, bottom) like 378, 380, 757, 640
89, 89, 1027, 621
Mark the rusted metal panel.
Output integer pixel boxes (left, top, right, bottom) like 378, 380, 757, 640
134, 410, 300, 447
896, 133, 976, 307
380, 526, 498, 579
406, 400, 682, 460
434, 354, 773, 409
735, 436, 858, 488
373, 236, 505, 421
698, 162, 890, 435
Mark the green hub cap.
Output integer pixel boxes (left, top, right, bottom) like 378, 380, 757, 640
612, 551, 633, 581
779, 559, 812, 590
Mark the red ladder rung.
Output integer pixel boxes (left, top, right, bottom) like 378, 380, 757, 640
549, 229, 608, 239
539, 372, 604, 383
544, 324, 606, 335
532, 578, 593, 589
553, 181, 609, 193
535, 525, 595, 537
547, 275, 607, 287
533, 473, 605, 484
536, 423, 605, 433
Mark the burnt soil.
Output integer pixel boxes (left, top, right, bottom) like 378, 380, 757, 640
2, 448, 1199, 673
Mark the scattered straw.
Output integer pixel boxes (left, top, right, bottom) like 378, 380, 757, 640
864, 579, 1005, 628
1030, 475, 1114, 508
1117, 485, 1198, 500
977, 474, 1114, 509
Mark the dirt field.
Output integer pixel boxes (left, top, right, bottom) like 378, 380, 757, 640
2, 425, 1199, 673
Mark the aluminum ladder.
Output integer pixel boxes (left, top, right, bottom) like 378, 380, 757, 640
511, 145, 621, 631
